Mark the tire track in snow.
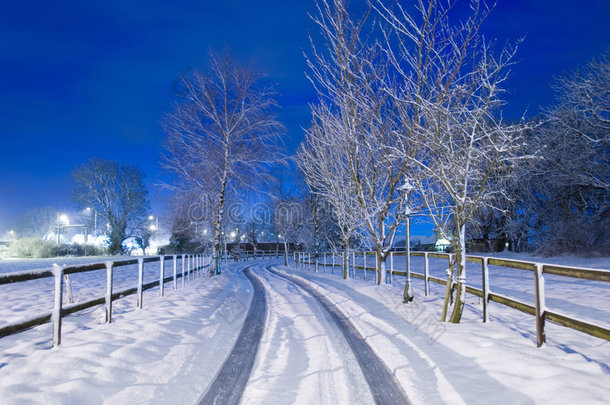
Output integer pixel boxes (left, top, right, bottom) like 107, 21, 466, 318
243, 265, 373, 404
198, 265, 267, 405
266, 266, 411, 405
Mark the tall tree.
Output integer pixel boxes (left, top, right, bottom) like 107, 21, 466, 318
72, 159, 150, 254
162, 52, 284, 275
305, 0, 407, 285
377, 0, 528, 322
507, 53, 610, 255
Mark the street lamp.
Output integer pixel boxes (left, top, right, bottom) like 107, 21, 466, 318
399, 179, 415, 303
56, 213, 69, 244
86, 207, 97, 237
148, 215, 158, 241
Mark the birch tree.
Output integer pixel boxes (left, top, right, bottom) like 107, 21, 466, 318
305, 0, 407, 285
162, 52, 283, 275
376, 0, 528, 322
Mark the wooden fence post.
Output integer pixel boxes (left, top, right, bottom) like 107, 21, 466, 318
52, 264, 63, 347
105, 261, 113, 323
159, 256, 165, 297
324, 252, 327, 271
352, 251, 356, 278
187, 255, 191, 282
363, 252, 367, 280
64, 274, 74, 304
424, 252, 429, 296
181, 254, 186, 288
332, 253, 335, 274
173, 255, 177, 290
389, 252, 394, 284
535, 263, 546, 347
482, 257, 489, 322
137, 258, 144, 308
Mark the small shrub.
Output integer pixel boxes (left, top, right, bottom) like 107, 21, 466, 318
11, 238, 56, 258
10, 239, 107, 258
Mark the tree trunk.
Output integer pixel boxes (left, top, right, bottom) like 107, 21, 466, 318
343, 249, 349, 279
375, 250, 386, 285
211, 176, 227, 276
449, 222, 467, 323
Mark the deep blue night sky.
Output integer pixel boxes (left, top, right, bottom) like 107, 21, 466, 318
1, 0, 609, 235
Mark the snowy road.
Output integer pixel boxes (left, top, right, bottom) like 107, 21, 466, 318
199, 267, 267, 405
238, 264, 378, 405
198, 262, 404, 404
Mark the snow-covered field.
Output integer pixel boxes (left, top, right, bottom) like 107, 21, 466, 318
0, 256, 195, 326
0, 255, 608, 404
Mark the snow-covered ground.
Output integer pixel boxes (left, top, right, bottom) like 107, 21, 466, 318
286, 260, 609, 404
0, 255, 608, 404
0, 260, 252, 404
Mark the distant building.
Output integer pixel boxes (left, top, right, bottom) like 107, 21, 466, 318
434, 228, 452, 252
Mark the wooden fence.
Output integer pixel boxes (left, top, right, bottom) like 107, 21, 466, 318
0, 254, 209, 347
294, 251, 610, 347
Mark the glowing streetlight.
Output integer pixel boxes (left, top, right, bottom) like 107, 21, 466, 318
148, 215, 158, 241
59, 214, 69, 225
56, 213, 69, 243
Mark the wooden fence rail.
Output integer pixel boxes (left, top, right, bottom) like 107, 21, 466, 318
0, 254, 210, 346
294, 250, 610, 347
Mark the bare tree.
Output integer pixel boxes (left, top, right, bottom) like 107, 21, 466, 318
272, 193, 305, 266
507, 53, 610, 255
376, 0, 528, 322
16, 206, 59, 240
72, 159, 150, 254
304, 0, 407, 285
298, 109, 362, 278
162, 51, 284, 275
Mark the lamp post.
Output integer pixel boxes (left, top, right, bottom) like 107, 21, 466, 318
86, 207, 97, 237
56, 213, 69, 244
399, 179, 415, 303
